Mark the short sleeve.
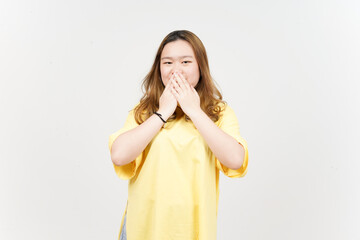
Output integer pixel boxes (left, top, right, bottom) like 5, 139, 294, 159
215, 104, 249, 178
108, 105, 144, 180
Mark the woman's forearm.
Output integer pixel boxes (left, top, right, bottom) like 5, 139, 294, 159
189, 109, 245, 170
111, 113, 169, 166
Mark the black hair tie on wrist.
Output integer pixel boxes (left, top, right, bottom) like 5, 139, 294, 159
154, 111, 166, 123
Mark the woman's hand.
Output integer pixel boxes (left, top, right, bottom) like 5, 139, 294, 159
158, 73, 178, 120
170, 71, 201, 118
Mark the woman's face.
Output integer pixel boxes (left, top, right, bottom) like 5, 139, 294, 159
160, 40, 200, 88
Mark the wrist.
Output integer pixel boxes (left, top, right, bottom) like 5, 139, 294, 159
157, 110, 172, 121
154, 112, 169, 124
186, 107, 203, 120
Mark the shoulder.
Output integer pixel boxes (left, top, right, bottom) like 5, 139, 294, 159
217, 102, 238, 126
122, 101, 141, 124
127, 101, 141, 115
220, 102, 235, 113
218, 101, 236, 116
125, 101, 149, 126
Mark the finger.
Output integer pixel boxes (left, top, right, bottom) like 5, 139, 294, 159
190, 84, 197, 94
171, 76, 181, 91
174, 73, 185, 91
177, 72, 190, 90
165, 75, 175, 91
170, 85, 179, 99
171, 78, 180, 93
172, 74, 180, 87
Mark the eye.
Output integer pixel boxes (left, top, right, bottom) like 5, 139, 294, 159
183, 61, 191, 64
164, 62, 172, 64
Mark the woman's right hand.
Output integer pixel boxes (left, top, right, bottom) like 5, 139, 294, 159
158, 73, 177, 120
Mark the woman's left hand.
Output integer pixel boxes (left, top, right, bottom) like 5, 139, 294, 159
170, 71, 201, 118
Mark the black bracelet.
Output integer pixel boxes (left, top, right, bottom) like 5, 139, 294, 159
154, 111, 167, 123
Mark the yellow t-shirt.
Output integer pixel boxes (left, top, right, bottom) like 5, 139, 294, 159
108, 102, 248, 240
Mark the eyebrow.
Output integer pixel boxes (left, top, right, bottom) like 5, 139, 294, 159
161, 56, 194, 60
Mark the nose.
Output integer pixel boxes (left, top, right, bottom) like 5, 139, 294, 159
171, 62, 183, 75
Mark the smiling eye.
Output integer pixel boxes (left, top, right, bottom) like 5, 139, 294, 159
183, 61, 191, 64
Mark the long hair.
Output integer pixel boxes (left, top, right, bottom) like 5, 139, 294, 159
133, 30, 226, 124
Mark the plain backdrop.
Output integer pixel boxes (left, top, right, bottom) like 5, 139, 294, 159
1, 0, 359, 239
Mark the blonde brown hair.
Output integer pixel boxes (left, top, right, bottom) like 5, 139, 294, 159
133, 30, 226, 124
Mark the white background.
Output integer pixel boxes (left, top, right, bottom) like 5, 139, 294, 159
1, 0, 359, 239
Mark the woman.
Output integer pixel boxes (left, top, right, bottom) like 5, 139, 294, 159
108, 30, 249, 240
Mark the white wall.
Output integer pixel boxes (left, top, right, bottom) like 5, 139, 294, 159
1, 0, 359, 239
